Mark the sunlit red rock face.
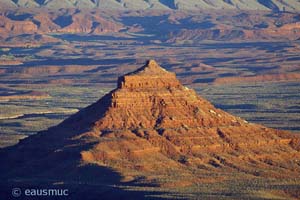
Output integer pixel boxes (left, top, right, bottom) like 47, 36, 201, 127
94, 60, 240, 131
78, 60, 300, 182
0, 61, 299, 188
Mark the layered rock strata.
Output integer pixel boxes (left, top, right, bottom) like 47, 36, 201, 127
0, 60, 299, 188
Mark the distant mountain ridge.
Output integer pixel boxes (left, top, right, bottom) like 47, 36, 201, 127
1, 0, 300, 12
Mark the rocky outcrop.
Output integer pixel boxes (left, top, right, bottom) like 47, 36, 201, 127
0, 60, 299, 190
79, 60, 300, 181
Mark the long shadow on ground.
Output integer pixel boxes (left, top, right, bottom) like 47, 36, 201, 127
0, 93, 173, 199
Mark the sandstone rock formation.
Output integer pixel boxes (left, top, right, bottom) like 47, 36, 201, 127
0, 60, 299, 197
79, 60, 300, 180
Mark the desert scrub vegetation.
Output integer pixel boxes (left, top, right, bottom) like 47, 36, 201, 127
198, 81, 300, 132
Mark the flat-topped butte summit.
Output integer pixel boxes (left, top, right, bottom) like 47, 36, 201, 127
95, 59, 241, 130
117, 60, 180, 90
0, 60, 299, 198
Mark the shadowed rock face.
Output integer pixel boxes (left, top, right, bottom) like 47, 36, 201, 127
0, 60, 300, 195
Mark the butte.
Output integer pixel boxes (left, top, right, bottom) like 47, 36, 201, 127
0, 60, 299, 198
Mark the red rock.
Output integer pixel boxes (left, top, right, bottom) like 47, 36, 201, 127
0, 60, 299, 189
78, 60, 300, 181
